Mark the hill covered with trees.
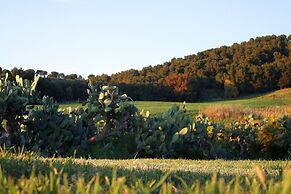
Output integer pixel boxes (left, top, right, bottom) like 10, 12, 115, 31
1, 34, 291, 102
105, 34, 291, 101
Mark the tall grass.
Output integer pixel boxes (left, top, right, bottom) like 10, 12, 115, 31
200, 105, 290, 121
0, 165, 291, 193
0, 147, 290, 193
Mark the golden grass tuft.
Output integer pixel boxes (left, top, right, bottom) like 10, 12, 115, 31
255, 166, 266, 185
201, 105, 289, 121
201, 105, 248, 121
260, 88, 291, 99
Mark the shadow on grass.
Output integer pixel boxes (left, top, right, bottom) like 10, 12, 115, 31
0, 156, 285, 186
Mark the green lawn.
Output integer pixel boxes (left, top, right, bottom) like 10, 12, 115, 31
61, 89, 291, 114
1, 150, 291, 193
1, 150, 290, 184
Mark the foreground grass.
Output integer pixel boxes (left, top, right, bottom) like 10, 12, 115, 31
1, 149, 290, 183
1, 166, 291, 194
61, 89, 291, 114
0, 150, 291, 193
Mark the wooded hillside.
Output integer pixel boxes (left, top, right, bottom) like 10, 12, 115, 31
1, 34, 290, 102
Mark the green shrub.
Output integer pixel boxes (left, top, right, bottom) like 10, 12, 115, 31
1, 73, 290, 159
82, 82, 141, 143
0, 74, 39, 147
23, 96, 93, 156
136, 105, 291, 160
22, 82, 141, 157
225, 115, 291, 159
257, 116, 291, 159
86, 134, 137, 159
136, 104, 231, 159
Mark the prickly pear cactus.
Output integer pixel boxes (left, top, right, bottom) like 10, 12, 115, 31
135, 104, 195, 158
84, 81, 140, 143
0, 74, 39, 146
135, 104, 231, 159
24, 96, 91, 156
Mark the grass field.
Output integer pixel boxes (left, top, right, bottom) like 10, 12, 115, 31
2, 150, 291, 193
61, 88, 291, 114
1, 149, 290, 184
2, 89, 291, 193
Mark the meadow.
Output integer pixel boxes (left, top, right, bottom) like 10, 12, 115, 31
60, 88, 291, 115
1, 74, 290, 193
1, 148, 291, 193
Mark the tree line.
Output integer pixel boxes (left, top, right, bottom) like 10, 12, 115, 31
0, 67, 87, 102
1, 34, 290, 102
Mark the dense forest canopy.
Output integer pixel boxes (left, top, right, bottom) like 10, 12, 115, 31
1, 34, 291, 102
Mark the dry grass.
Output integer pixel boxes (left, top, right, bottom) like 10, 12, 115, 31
260, 88, 291, 99
201, 105, 290, 121
253, 105, 290, 119
200, 105, 247, 121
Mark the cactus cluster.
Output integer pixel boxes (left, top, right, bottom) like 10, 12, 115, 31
83, 82, 140, 143
24, 97, 92, 156
0, 75, 141, 156
136, 105, 291, 159
1, 74, 290, 159
135, 105, 223, 158
0, 74, 39, 146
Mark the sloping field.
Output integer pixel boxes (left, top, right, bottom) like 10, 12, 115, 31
259, 88, 291, 99
60, 88, 291, 114
133, 89, 291, 114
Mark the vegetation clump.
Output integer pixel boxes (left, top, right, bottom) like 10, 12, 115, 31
0, 75, 141, 157
0, 73, 39, 147
0, 74, 290, 160
136, 105, 291, 159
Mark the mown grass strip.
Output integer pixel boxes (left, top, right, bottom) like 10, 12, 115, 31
0, 159, 291, 193
0, 149, 290, 193
61, 89, 291, 114
0, 149, 290, 184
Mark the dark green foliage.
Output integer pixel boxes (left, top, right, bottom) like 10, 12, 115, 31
36, 78, 88, 102
257, 116, 291, 159
0, 74, 141, 157
4, 34, 291, 102
83, 82, 141, 143
0, 73, 290, 160
24, 97, 92, 156
0, 74, 39, 146
20, 81, 142, 156
136, 105, 291, 159
136, 105, 231, 159
22, 82, 141, 156
116, 83, 176, 101
86, 134, 137, 159
109, 34, 291, 101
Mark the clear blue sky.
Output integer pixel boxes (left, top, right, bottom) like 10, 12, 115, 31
0, 0, 290, 77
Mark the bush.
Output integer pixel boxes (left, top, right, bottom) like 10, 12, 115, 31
1, 74, 141, 157
136, 105, 291, 159
0, 74, 39, 147
24, 96, 93, 156
81, 82, 142, 143
136, 105, 231, 159
1, 74, 290, 159
257, 116, 291, 159
23, 83, 142, 157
